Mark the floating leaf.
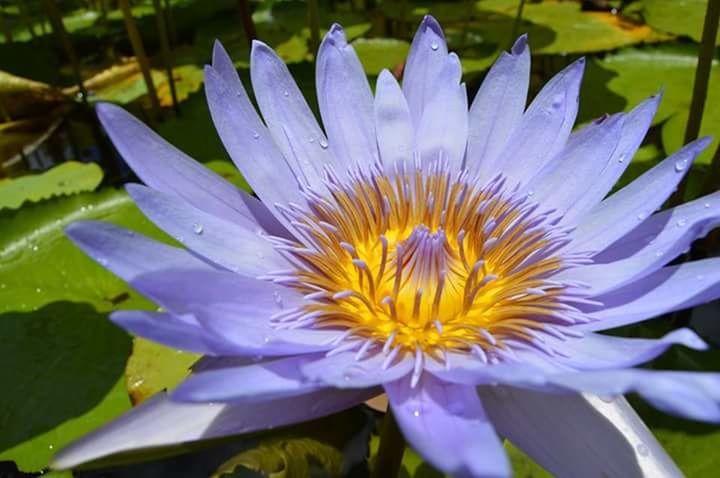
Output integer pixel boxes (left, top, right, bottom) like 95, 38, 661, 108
0, 188, 168, 472
353, 38, 410, 76
478, 0, 671, 54
589, 45, 719, 166
641, 0, 720, 45
0, 70, 67, 120
125, 338, 199, 405
0, 161, 103, 210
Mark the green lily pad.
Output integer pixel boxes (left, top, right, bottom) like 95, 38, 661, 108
478, 0, 671, 54
0, 161, 103, 210
0, 188, 169, 472
589, 45, 720, 166
125, 338, 200, 405
641, 0, 720, 45
353, 38, 410, 76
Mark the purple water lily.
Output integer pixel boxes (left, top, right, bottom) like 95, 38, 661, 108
55, 16, 720, 477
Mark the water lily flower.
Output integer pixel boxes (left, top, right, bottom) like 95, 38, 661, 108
56, 16, 720, 477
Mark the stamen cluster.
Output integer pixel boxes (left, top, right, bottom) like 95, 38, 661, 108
266, 161, 595, 367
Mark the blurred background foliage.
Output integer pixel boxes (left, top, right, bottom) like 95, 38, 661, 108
0, 0, 719, 477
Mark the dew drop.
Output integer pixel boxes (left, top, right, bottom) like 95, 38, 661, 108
98, 257, 109, 266
430, 41, 439, 51
705, 202, 711, 208
283, 90, 289, 97
697, 274, 705, 281
636, 443, 649, 457
655, 250, 664, 257
30, 244, 39, 252
35, 287, 41, 293
527, 190, 534, 197
674, 159, 687, 172
599, 395, 615, 403
412, 409, 421, 417
617, 154, 626, 163
308, 137, 315, 143
676, 218, 687, 227
637, 212, 646, 220
192, 223, 204, 235
319, 139, 329, 149
550, 94, 564, 109
0, 283, 5, 289
251, 131, 260, 139
343, 374, 351, 381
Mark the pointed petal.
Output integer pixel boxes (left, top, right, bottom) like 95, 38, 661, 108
65, 221, 212, 283
126, 184, 284, 275
558, 192, 720, 295
416, 52, 468, 171
494, 58, 585, 186
204, 61, 303, 233
250, 40, 338, 188
551, 328, 707, 370
52, 388, 377, 469
583, 257, 720, 331
301, 349, 413, 388
527, 113, 624, 216
562, 93, 661, 222
479, 387, 682, 477
468, 35, 530, 180
172, 355, 319, 402
374, 69, 414, 168
570, 137, 712, 253
316, 24, 376, 169
385, 375, 510, 477
549, 369, 720, 423
109, 310, 231, 355
402, 15, 448, 128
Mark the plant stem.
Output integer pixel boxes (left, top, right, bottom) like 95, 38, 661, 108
371, 408, 406, 478
237, 0, 257, 46
152, 0, 179, 115
511, 0, 527, 46
118, 0, 162, 123
668, 0, 720, 206
307, 0, 320, 55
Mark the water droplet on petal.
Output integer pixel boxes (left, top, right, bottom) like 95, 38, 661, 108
697, 274, 705, 281
636, 443, 649, 457
308, 137, 315, 143
677, 218, 687, 227
283, 90, 289, 97
655, 250, 664, 257
705, 202, 711, 208
430, 41, 439, 51
617, 154, 626, 163
599, 395, 615, 403
527, 190, 534, 197
251, 131, 260, 139
674, 159, 687, 172
412, 409, 421, 417
192, 223, 204, 235
319, 139, 329, 149
98, 257, 109, 266
637, 212, 646, 220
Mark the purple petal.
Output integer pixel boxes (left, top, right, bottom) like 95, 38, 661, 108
130, 268, 301, 314
468, 35, 530, 180
549, 369, 720, 423
374, 69, 414, 168
552, 328, 707, 370
316, 24, 376, 169
110, 310, 231, 355
493, 58, 585, 186
96, 103, 268, 226
191, 304, 340, 355
65, 221, 213, 283
52, 388, 377, 469
402, 15, 448, 128
527, 113, 624, 216
479, 387, 682, 477
250, 40, 338, 189
582, 257, 720, 331
416, 52, 468, 171
558, 192, 720, 295
425, 351, 553, 387
126, 184, 285, 275
385, 375, 510, 477
204, 55, 303, 233
570, 137, 712, 254
300, 349, 413, 388
562, 93, 661, 223
172, 355, 319, 402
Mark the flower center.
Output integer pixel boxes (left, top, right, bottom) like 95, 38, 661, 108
269, 161, 590, 361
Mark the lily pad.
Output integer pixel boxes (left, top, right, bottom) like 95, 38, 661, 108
0, 161, 103, 210
591, 45, 720, 166
641, 0, 720, 45
353, 38, 410, 76
0, 188, 168, 472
